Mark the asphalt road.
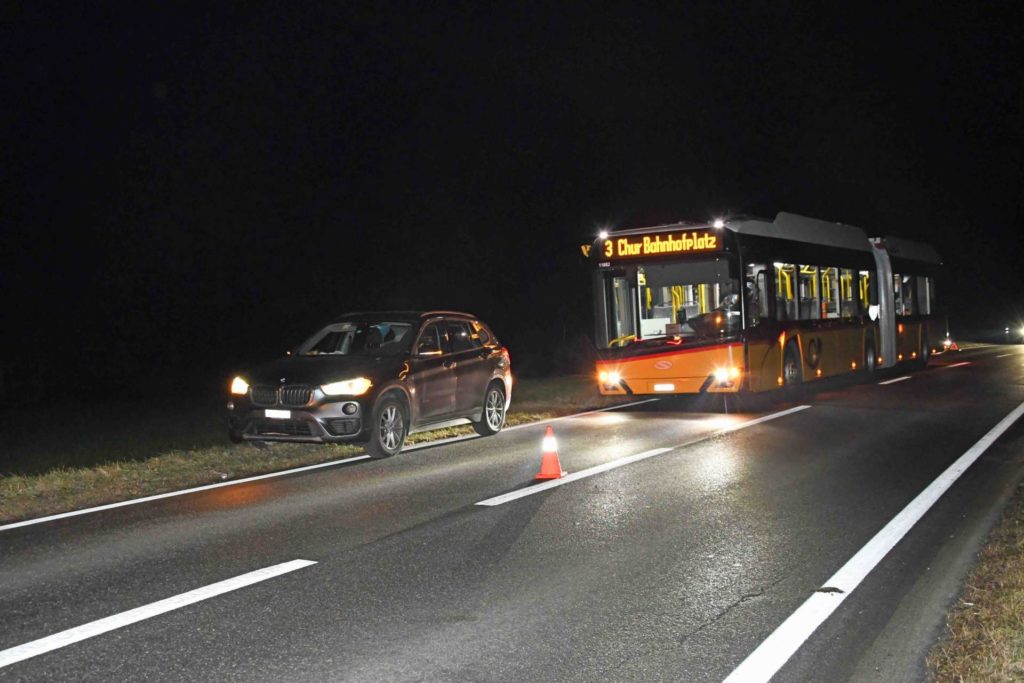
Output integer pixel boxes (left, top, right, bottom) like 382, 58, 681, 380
2, 346, 1024, 682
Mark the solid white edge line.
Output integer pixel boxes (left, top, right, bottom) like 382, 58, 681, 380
878, 376, 911, 385
724, 399, 1024, 683
476, 405, 811, 507
2, 399, 658, 532
945, 361, 971, 368
0, 457, 370, 532
0, 559, 317, 669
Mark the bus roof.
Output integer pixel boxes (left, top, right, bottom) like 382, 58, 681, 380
729, 212, 872, 252
600, 212, 872, 252
871, 236, 943, 265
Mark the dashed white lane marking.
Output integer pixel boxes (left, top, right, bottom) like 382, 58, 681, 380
0, 457, 371, 533
878, 376, 911, 385
0, 560, 317, 669
724, 399, 1024, 683
945, 361, 972, 368
2, 400, 659, 533
995, 353, 1013, 358
476, 405, 812, 507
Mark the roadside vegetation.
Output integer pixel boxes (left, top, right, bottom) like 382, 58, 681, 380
929, 480, 1024, 681
0, 375, 625, 524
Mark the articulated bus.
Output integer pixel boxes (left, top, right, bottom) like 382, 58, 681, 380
586, 212, 943, 395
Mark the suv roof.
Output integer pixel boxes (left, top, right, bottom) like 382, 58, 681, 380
332, 311, 478, 324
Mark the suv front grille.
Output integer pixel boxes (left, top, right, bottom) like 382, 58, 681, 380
251, 385, 312, 407
252, 386, 279, 406
281, 385, 312, 407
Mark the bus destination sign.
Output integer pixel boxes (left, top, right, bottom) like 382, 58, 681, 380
601, 229, 720, 259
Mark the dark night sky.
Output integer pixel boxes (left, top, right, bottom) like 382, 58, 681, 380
4, 3, 1023, 389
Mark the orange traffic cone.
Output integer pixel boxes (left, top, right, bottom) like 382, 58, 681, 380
535, 426, 567, 480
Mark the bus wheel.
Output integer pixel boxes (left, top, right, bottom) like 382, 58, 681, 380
917, 335, 930, 369
783, 342, 803, 389
864, 342, 877, 377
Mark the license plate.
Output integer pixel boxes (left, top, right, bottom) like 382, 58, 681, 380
265, 409, 291, 419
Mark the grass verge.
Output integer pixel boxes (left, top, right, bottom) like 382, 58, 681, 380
928, 480, 1024, 681
0, 375, 628, 525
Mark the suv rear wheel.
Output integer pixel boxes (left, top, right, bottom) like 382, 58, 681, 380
472, 382, 506, 436
366, 395, 407, 458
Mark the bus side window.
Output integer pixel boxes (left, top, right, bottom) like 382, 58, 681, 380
859, 270, 876, 317
902, 275, 916, 315
840, 268, 856, 319
894, 273, 916, 317
917, 276, 933, 315
774, 263, 796, 321
821, 267, 840, 319
798, 265, 820, 320
745, 263, 768, 327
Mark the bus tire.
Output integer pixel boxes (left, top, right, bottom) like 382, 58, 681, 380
864, 341, 878, 378
917, 334, 930, 369
782, 342, 803, 391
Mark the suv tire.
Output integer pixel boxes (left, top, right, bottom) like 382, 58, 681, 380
472, 382, 506, 437
366, 395, 407, 458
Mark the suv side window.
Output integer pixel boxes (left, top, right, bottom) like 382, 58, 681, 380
416, 322, 449, 355
446, 320, 480, 352
470, 320, 491, 345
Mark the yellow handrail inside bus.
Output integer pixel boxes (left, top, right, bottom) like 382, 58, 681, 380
610, 334, 636, 348
671, 286, 683, 322
699, 284, 708, 313
840, 271, 853, 300
776, 266, 793, 299
859, 272, 871, 307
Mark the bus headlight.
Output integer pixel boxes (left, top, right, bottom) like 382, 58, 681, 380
598, 370, 621, 387
713, 366, 742, 384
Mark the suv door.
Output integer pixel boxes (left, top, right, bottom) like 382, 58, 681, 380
409, 321, 456, 421
445, 319, 493, 415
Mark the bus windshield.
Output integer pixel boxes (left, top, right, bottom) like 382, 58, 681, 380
602, 257, 741, 346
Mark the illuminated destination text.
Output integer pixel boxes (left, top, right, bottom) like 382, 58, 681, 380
602, 230, 720, 259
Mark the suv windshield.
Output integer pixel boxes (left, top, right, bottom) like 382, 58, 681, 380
297, 321, 414, 356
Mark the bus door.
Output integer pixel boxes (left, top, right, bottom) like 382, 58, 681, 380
603, 267, 637, 347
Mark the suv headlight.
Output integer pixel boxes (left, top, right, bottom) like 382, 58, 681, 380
230, 376, 250, 395
321, 377, 373, 396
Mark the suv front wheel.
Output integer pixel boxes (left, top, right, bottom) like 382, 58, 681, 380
366, 395, 407, 458
472, 382, 506, 436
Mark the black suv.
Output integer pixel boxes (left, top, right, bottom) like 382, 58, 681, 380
227, 311, 511, 457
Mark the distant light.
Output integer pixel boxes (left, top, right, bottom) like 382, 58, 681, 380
598, 230, 609, 239
712, 219, 725, 229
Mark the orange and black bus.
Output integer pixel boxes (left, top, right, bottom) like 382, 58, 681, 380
586, 212, 943, 395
